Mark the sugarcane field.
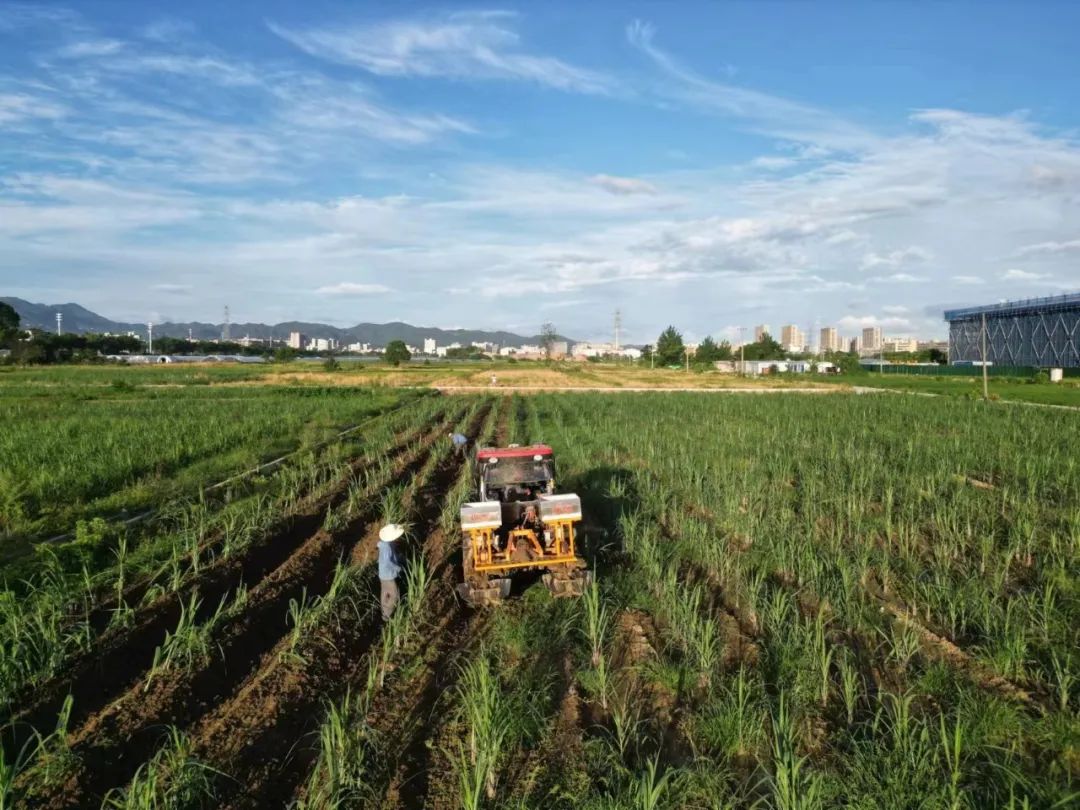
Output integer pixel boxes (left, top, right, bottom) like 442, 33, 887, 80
0, 364, 1076, 809
4, 3, 1080, 806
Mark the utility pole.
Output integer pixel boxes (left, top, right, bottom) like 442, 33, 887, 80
685, 347, 690, 373
981, 312, 989, 400
738, 326, 746, 376
147, 322, 154, 354
55, 312, 62, 335
614, 309, 622, 352
222, 305, 230, 342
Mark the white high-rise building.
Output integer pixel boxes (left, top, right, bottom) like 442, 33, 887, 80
780, 324, 804, 352
862, 326, 883, 352
820, 327, 840, 353
423, 338, 437, 354
287, 331, 306, 350
754, 324, 770, 342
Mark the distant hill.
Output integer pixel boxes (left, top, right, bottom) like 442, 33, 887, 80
1, 297, 572, 348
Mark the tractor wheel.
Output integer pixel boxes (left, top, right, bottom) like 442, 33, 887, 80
543, 568, 593, 598
457, 536, 509, 607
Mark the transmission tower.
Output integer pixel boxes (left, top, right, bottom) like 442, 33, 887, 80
55, 312, 62, 335
222, 305, 231, 342
614, 309, 622, 351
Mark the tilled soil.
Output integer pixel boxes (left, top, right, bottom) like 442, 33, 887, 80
4, 410, 446, 756
11, 403, 480, 808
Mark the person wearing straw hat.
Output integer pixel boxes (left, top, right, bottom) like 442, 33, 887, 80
377, 523, 405, 620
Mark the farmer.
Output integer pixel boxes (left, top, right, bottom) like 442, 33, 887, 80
377, 523, 405, 621
449, 431, 469, 458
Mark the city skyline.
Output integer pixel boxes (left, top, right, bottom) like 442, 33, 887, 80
2, 3, 1079, 343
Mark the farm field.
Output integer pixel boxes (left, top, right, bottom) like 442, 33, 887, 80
1, 387, 1078, 808
0, 378, 418, 548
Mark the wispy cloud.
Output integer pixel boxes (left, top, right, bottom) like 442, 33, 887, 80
1002, 268, 1049, 281
0, 92, 67, 125
589, 174, 657, 195
315, 282, 393, 296
860, 246, 931, 270
269, 11, 616, 94
1014, 238, 1080, 257
626, 20, 876, 150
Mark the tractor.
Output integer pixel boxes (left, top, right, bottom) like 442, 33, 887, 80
457, 444, 591, 606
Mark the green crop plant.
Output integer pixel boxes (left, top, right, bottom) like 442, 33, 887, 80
100, 727, 219, 809
145, 590, 228, 690
581, 579, 612, 710
451, 652, 513, 809
769, 692, 823, 810
300, 690, 376, 809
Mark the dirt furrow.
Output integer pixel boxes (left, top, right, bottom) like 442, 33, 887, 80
14, 408, 466, 808
185, 400, 493, 809
862, 572, 1054, 712
3, 411, 445, 755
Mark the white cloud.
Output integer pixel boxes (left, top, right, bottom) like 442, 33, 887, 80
1001, 268, 1049, 281
152, 283, 192, 293
57, 39, 124, 57
952, 275, 984, 285
837, 314, 913, 331
871, 273, 923, 283
0, 93, 67, 125
860, 246, 931, 270
588, 174, 657, 195
315, 282, 393, 296
1014, 239, 1080, 257
269, 12, 616, 94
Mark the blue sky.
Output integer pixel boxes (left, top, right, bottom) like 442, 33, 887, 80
2, 2, 1079, 343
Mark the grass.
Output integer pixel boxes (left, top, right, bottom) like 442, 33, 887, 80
852, 372, 1080, 406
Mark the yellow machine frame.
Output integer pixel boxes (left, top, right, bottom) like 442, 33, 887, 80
466, 517, 580, 573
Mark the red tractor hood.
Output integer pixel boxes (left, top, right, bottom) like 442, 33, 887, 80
476, 444, 553, 461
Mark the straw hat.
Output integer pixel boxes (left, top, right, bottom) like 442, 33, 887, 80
379, 524, 406, 542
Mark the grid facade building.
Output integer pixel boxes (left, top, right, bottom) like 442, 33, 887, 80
944, 292, 1080, 368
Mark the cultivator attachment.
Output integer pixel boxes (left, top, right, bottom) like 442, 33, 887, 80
458, 444, 592, 607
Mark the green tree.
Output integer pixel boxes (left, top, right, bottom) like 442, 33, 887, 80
273, 347, 299, 363
741, 332, 785, 361
0, 301, 20, 343
385, 340, 411, 366
693, 335, 724, 365
540, 322, 558, 360
654, 326, 685, 366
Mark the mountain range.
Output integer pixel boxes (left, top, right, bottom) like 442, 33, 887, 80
1, 297, 570, 348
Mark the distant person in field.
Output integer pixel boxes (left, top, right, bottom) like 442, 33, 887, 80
490, 374, 497, 386
449, 431, 469, 458
377, 524, 405, 620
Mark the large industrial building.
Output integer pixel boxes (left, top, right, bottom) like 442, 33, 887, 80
944, 292, 1080, 368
